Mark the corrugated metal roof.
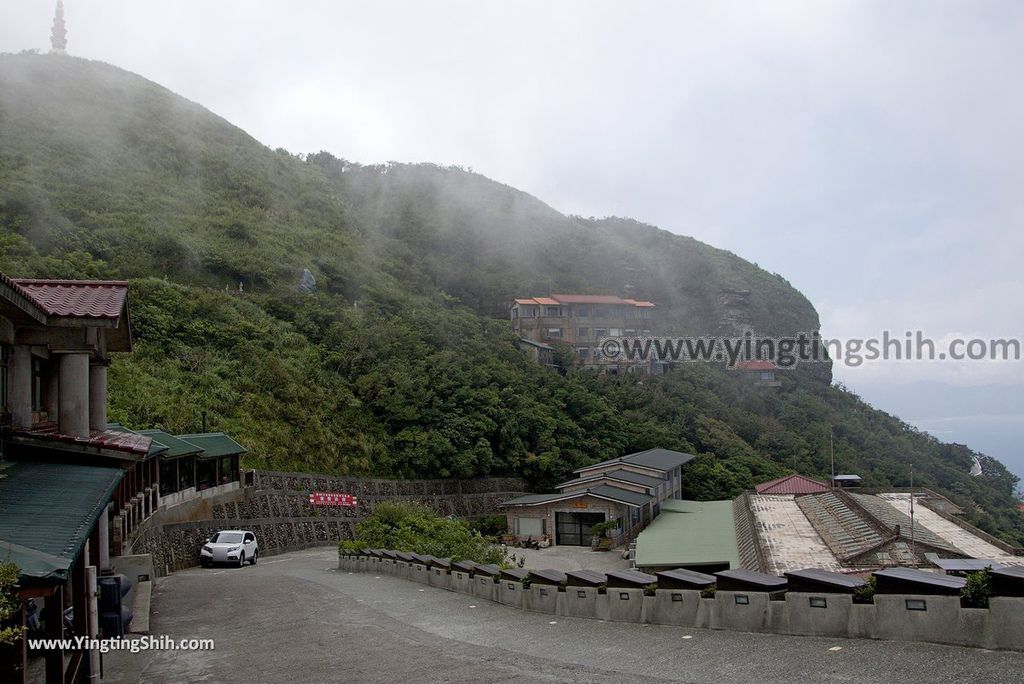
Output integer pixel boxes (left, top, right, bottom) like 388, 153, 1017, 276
528, 569, 566, 585
606, 569, 657, 587
715, 568, 788, 590
575, 448, 695, 475
558, 468, 666, 491
12, 279, 128, 319
655, 568, 717, 589
565, 569, 606, 586
501, 485, 653, 509
784, 568, 867, 590
500, 567, 530, 581
177, 432, 246, 459
930, 558, 1003, 572
634, 500, 741, 570
755, 474, 830, 495
0, 461, 124, 580
873, 567, 967, 593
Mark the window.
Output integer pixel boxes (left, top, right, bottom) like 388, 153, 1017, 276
576, 347, 590, 359
0, 345, 9, 412
521, 306, 536, 318
594, 328, 608, 338
197, 458, 217, 490
516, 517, 544, 536
576, 327, 589, 339
219, 455, 237, 484
544, 305, 561, 317
31, 358, 44, 412
160, 459, 179, 494
574, 306, 590, 317
178, 456, 196, 491
544, 328, 562, 339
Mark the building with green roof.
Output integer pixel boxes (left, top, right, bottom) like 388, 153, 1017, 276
633, 499, 741, 572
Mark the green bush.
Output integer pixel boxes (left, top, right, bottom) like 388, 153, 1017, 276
0, 561, 25, 646
340, 502, 505, 565
961, 568, 994, 608
852, 576, 876, 604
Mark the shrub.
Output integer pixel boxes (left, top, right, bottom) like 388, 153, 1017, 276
852, 576, 876, 604
340, 501, 505, 565
0, 561, 25, 646
961, 568, 994, 609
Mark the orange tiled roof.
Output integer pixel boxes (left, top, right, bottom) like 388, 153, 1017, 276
514, 294, 655, 307
12, 279, 129, 319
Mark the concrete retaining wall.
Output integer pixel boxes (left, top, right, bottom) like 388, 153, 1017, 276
338, 555, 1024, 651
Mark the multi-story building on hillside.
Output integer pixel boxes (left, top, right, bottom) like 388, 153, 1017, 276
510, 294, 655, 371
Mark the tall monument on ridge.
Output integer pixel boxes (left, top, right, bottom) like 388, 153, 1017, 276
50, 1, 68, 55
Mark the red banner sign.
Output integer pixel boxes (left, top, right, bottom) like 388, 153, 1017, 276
309, 492, 358, 507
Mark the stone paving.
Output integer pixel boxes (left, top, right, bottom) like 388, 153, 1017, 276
749, 494, 841, 574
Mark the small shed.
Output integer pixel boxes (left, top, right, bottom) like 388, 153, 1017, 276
930, 558, 1003, 575
990, 566, 1024, 597
784, 568, 866, 594
830, 474, 862, 488
565, 570, 606, 587
655, 568, 716, 590
500, 567, 530, 582
715, 569, 787, 592
606, 569, 657, 588
528, 569, 566, 586
451, 559, 478, 574
427, 557, 451, 571
473, 564, 502, 579
873, 568, 966, 596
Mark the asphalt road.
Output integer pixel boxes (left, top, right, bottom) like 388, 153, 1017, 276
105, 547, 1024, 683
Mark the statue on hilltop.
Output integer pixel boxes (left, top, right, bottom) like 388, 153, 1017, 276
50, 1, 68, 55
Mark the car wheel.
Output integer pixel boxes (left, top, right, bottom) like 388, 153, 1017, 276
238, 552, 245, 568
200, 558, 210, 568
251, 550, 258, 565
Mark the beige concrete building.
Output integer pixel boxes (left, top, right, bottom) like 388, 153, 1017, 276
510, 294, 655, 371
500, 448, 694, 547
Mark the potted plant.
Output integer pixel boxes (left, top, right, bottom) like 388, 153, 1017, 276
589, 521, 618, 550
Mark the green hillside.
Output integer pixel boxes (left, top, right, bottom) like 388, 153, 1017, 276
1, 54, 1020, 543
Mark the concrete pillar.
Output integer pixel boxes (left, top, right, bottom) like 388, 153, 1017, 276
8, 345, 32, 428
98, 504, 110, 570
45, 362, 59, 423
58, 352, 90, 437
89, 363, 107, 431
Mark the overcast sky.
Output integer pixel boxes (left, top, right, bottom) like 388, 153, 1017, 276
3, 1, 1023, 468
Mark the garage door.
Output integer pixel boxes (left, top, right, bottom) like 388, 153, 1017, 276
555, 512, 605, 546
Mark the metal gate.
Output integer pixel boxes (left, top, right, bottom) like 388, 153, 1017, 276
555, 512, 605, 546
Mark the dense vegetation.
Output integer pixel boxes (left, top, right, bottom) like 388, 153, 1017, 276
1, 54, 1021, 543
338, 502, 505, 565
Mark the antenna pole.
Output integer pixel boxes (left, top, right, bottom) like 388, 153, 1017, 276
910, 464, 915, 560
829, 430, 835, 490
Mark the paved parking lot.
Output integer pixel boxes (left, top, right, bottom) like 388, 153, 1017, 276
104, 547, 1024, 683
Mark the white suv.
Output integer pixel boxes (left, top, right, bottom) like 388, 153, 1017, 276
200, 530, 259, 567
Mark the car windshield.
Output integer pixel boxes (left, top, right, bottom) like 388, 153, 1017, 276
212, 532, 244, 544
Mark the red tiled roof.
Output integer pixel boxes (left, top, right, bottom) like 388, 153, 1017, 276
12, 279, 128, 319
514, 294, 655, 307
755, 474, 830, 495
13, 423, 153, 457
737, 360, 778, 371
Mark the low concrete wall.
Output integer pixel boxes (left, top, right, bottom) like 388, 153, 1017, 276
341, 558, 1024, 651
784, 592, 852, 637
607, 588, 644, 623
650, 589, 703, 627
561, 587, 607, 621
410, 564, 430, 584
497, 581, 524, 609
451, 570, 473, 595
524, 585, 559, 614
428, 568, 450, 590
472, 576, 497, 602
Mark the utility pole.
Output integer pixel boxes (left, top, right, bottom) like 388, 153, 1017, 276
829, 430, 835, 490
910, 463, 916, 560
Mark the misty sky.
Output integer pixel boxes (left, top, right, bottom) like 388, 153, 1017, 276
3, 2, 1023, 471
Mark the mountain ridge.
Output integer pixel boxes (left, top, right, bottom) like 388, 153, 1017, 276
1, 53, 1020, 543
